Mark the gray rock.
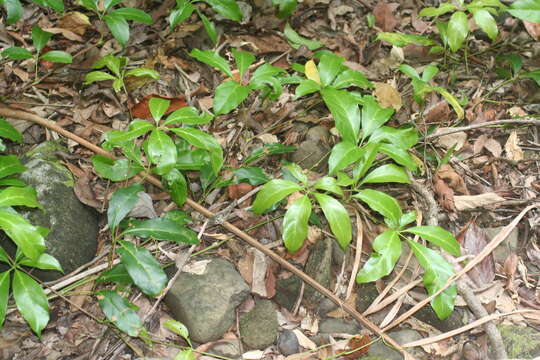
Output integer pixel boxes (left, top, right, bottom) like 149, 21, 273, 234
332, 239, 346, 267
369, 329, 425, 360
164, 258, 250, 343
239, 299, 278, 349
277, 330, 299, 356
319, 318, 361, 335
317, 298, 338, 317
208, 339, 241, 359
497, 324, 540, 359
291, 126, 331, 172
274, 275, 301, 311
486, 226, 519, 263
304, 237, 333, 307
1, 143, 98, 281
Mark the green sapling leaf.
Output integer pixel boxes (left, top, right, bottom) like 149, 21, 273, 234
13, 270, 49, 336
353, 189, 402, 228
404, 226, 461, 256
252, 179, 303, 213
356, 230, 401, 282
97, 290, 142, 336
282, 195, 311, 252
313, 193, 352, 249
361, 164, 410, 185
107, 183, 144, 230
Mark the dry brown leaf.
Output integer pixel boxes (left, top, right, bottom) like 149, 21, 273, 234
454, 193, 505, 211
505, 131, 524, 161
423, 100, 450, 125
326, 293, 357, 318
128, 192, 157, 219
373, 82, 402, 111
433, 177, 456, 211
473, 134, 487, 155
251, 249, 269, 297
484, 138, 502, 157
436, 164, 468, 194
43, 27, 83, 42
292, 329, 318, 350
373, 1, 399, 32
58, 11, 91, 36
524, 20, 540, 40
73, 170, 101, 209
456, 222, 495, 286
434, 128, 467, 150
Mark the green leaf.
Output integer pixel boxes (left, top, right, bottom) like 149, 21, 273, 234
213, 80, 250, 115
522, 69, 540, 86
369, 126, 418, 149
295, 79, 321, 98
13, 270, 49, 336
42, 0, 64, 12
164, 319, 190, 339
379, 144, 417, 171
284, 162, 307, 184
252, 179, 303, 213
97, 264, 133, 284
282, 195, 311, 252
199, 11, 218, 45
2, 47, 33, 60
0, 210, 46, 260
106, 120, 154, 144
104, 13, 130, 47
84, 71, 117, 85
164, 107, 213, 126
0, 118, 22, 143
175, 349, 196, 360
419, 3, 457, 17
97, 290, 143, 336
407, 240, 457, 320
352, 142, 379, 181
284, 23, 324, 50
507, 0, 540, 23
5, 0, 23, 24
353, 189, 402, 228
405, 226, 460, 256
400, 211, 417, 227
433, 87, 464, 119
0, 248, 10, 264
148, 98, 170, 123
328, 141, 362, 175
318, 53, 344, 87
447, 11, 469, 52
0, 271, 10, 329
321, 87, 361, 143
170, 128, 223, 175
233, 167, 269, 185
203, 0, 242, 21
118, 240, 167, 297
362, 97, 394, 139
231, 49, 255, 78
361, 164, 410, 184
399, 64, 420, 80
110, 8, 153, 24
313, 193, 352, 249
164, 168, 188, 206
332, 69, 372, 90
125, 68, 160, 79
81, 0, 98, 11
122, 218, 199, 244
273, 0, 297, 18
107, 184, 144, 230
0, 178, 25, 187
104, 0, 123, 11
313, 176, 343, 196
169, 0, 196, 29
251, 63, 286, 80
0, 186, 42, 208
498, 54, 523, 75
40, 50, 72, 64
472, 9, 498, 40
19, 253, 63, 272
356, 230, 401, 283
91, 155, 141, 181
421, 65, 439, 82
189, 49, 232, 77
0, 155, 26, 179
31, 25, 53, 53
376, 32, 436, 47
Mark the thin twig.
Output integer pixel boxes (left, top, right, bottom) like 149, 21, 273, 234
422, 119, 540, 141
345, 211, 363, 300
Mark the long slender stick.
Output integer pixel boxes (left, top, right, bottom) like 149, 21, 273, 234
0, 105, 414, 359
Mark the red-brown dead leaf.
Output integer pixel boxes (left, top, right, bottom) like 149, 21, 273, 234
39, 46, 55, 70
339, 335, 371, 359
58, 11, 91, 36
434, 177, 456, 211
373, 2, 399, 32
131, 94, 187, 120
423, 100, 450, 125
456, 221, 495, 287
524, 20, 540, 41
503, 253, 518, 291
228, 183, 254, 208
436, 164, 469, 194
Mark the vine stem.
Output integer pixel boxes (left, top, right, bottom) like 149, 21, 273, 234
0, 105, 415, 359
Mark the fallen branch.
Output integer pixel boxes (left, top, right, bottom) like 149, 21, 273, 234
422, 119, 540, 140
0, 105, 415, 359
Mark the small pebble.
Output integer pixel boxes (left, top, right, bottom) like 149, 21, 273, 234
277, 330, 299, 356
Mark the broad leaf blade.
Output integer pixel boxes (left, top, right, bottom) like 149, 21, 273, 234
32, 25, 53, 53
97, 290, 143, 336
148, 98, 170, 123
213, 80, 250, 115
356, 230, 401, 282
361, 164, 410, 184
447, 11, 469, 52
0, 186, 42, 208
321, 87, 361, 143
13, 270, 49, 336
107, 184, 144, 230
121, 218, 199, 244
405, 226, 460, 256
0, 272, 9, 330
189, 49, 232, 77
314, 193, 352, 249
203, 0, 242, 21
231, 49, 255, 78
282, 195, 311, 252
353, 189, 402, 228
507, 0, 540, 23
104, 13, 130, 47
252, 179, 302, 214
170, 128, 223, 175
110, 8, 153, 24
0, 210, 46, 260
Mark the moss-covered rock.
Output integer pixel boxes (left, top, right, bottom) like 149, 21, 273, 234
498, 324, 540, 359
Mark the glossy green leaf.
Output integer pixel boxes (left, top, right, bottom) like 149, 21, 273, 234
379, 144, 417, 171
328, 141, 362, 175
361, 164, 410, 184
369, 126, 418, 149
356, 230, 401, 282
20, 253, 63, 272
447, 11, 469, 52
284, 23, 324, 50
213, 80, 250, 115
104, 13, 130, 47
122, 218, 199, 244
164, 319, 190, 339
0, 178, 25, 187
164, 168, 188, 206
104, 0, 123, 11
149, 98, 170, 123
273, 0, 297, 18
294, 79, 321, 98
97, 290, 142, 336
399, 64, 420, 80
2, 47, 33, 60
189, 49, 232, 77
233, 167, 269, 185
498, 54, 522, 75
284, 162, 307, 184
118, 240, 167, 297
199, 11, 217, 45
318, 53, 344, 87
399, 211, 417, 228
164, 106, 212, 126
251, 63, 286, 80
91, 155, 141, 181
32, 26, 52, 53
0, 155, 25, 179
0, 271, 10, 329
471, 9, 497, 40
106, 120, 154, 144
252, 179, 303, 214
42, 0, 64, 12
321, 87, 360, 143
203, 0, 242, 21
110, 8, 152, 24
282, 195, 311, 252
433, 87, 464, 119
40, 50, 72, 63
125, 68, 160, 79
313, 176, 343, 196
0, 248, 10, 264
332, 69, 372, 90
522, 69, 540, 86
0, 210, 46, 260
97, 264, 133, 284
314, 193, 352, 249
422, 65, 439, 82
419, 3, 457, 17
232, 49, 255, 78
169, 0, 196, 29
0, 186, 42, 208
362, 96, 394, 139
508, 0, 540, 23
84, 71, 117, 85
352, 142, 379, 181
353, 189, 402, 228
405, 226, 460, 256
175, 349, 196, 360
5, 0, 23, 24
407, 240, 457, 320
376, 32, 436, 47
81, 0, 98, 11
170, 128, 223, 175
13, 270, 49, 336
107, 184, 144, 230
146, 129, 177, 174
